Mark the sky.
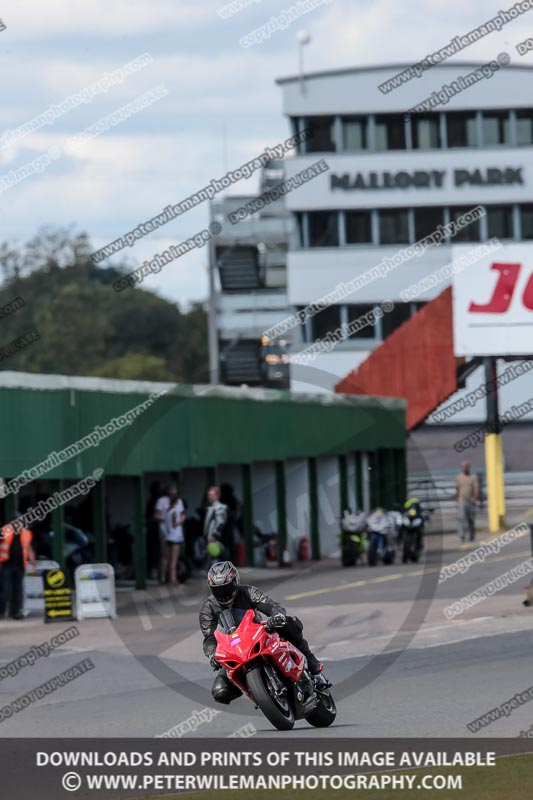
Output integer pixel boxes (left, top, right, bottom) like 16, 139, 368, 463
1, 0, 532, 307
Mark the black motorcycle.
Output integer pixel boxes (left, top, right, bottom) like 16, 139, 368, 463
340, 509, 367, 567
400, 500, 432, 564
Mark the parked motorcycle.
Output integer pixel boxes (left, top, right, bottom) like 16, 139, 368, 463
400, 499, 432, 564
340, 509, 367, 567
214, 608, 336, 731
366, 508, 400, 566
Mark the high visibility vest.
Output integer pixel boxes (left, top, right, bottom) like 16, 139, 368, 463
0, 525, 33, 568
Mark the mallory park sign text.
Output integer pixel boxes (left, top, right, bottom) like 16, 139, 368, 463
330, 167, 524, 191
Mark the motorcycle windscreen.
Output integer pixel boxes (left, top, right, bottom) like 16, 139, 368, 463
216, 609, 264, 660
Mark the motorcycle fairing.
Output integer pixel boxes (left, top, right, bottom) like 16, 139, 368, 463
214, 609, 306, 697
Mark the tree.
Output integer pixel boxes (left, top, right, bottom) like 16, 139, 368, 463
0, 227, 208, 383
94, 354, 174, 382
31, 283, 113, 374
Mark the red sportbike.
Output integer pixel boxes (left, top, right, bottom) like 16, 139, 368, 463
214, 608, 336, 731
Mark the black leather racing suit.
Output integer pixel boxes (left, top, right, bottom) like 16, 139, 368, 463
199, 584, 317, 704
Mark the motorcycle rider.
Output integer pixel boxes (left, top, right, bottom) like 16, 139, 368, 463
200, 561, 323, 704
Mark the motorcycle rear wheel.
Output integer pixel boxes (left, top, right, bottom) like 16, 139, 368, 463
306, 690, 337, 727
341, 540, 359, 567
246, 666, 295, 731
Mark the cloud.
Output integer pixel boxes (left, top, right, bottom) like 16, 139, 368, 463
2, 0, 529, 308
302, 0, 533, 70
115, 237, 209, 307
1, 0, 209, 39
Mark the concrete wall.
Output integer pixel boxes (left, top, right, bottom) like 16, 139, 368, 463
347, 454, 357, 511
252, 462, 277, 534
285, 458, 310, 558
408, 423, 533, 473
317, 456, 341, 557
279, 64, 533, 116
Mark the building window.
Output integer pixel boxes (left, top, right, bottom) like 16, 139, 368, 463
304, 116, 336, 153
520, 204, 533, 239
345, 210, 372, 244
295, 306, 310, 343
378, 209, 410, 244
375, 114, 406, 150
311, 304, 341, 341
412, 115, 441, 149
346, 304, 378, 339
290, 117, 302, 150
414, 207, 444, 241
307, 211, 339, 247
295, 212, 305, 247
516, 110, 533, 145
446, 112, 478, 148
341, 116, 368, 150
381, 303, 412, 339
450, 206, 481, 241
486, 205, 514, 239
482, 112, 511, 146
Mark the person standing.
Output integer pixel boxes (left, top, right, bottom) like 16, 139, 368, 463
0, 521, 37, 619
154, 485, 170, 583
203, 486, 228, 548
161, 485, 185, 585
455, 462, 479, 542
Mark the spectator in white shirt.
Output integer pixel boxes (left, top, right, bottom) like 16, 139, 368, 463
160, 485, 185, 585
203, 486, 228, 545
154, 487, 170, 583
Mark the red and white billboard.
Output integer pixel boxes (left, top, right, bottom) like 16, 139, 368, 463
453, 244, 533, 356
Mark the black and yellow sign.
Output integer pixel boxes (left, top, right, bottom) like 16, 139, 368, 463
43, 569, 74, 623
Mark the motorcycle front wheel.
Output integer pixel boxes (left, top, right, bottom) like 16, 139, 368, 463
306, 690, 337, 728
246, 666, 294, 731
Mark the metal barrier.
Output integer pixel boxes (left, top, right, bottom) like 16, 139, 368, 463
408, 470, 532, 513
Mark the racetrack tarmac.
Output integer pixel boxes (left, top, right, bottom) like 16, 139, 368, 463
1, 530, 533, 738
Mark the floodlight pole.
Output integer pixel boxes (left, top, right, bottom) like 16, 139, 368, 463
299, 42, 306, 94
207, 203, 220, 385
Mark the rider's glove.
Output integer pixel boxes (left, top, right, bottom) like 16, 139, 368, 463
266, 612, 286, 631
209, 655, 221, 671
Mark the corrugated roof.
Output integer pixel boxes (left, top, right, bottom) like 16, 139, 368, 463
0, 372, 405, 477
0, 370, 405, 409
